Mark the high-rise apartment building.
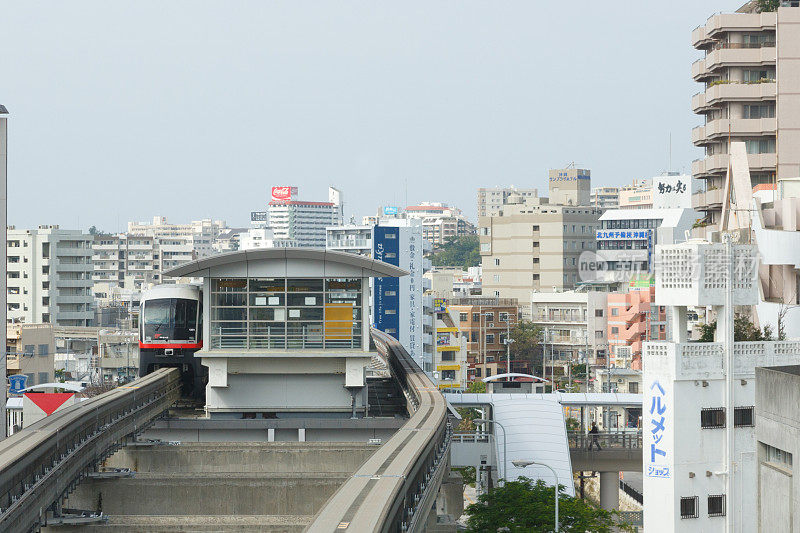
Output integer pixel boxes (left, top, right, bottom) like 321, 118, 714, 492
268, 186, 343, 248
477, 186, 539, 218
691, 4, 800, 232
7, 226, 94, 327
127, 216, 227, 257
479, 200, 601, 302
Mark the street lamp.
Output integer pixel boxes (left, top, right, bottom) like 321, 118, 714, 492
475, 418, 507, 486
512, 459, 559, 532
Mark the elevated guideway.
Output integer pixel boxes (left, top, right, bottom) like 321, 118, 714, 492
0, 368, 181, 533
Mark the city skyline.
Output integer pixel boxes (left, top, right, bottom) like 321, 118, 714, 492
0, 0, 740, 231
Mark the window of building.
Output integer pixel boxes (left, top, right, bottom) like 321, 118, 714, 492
611, 327, 619, 334
441, 369, 456, 380
595, 330, 604, 339
486, 368, 491, 377
38, 344, 48, 356
485, 334, 495, 344
459, 312, 468, 322
494, 291, 500, 297
475, 367, 482, 377
532, 225, 539, 232
23, 345, 34, 357
533, 274, 540, 280
499, 333, 507, 345
763, 443, 793, 468
471, 331, 478, 343
484, 312, 494, 322
595, 309, 603, 317
499, 312, 509, 322
743, 103, 775, 119
628, 382, 639, 394
441, 351, 456, 362
734, 406, 754, 427
745, 138, 776, 154
611, 308, 619, 316
494, 258, 500, 266
707, 495, 726, 518
532, 241, 539, 248
384, 233, 396, 239
701, 407, 725, 429
38, 372, 49, 385
680, 496, 699, 519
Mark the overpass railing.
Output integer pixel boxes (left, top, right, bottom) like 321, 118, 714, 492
568, 430, 642, 450
307, 329, 450, 533
0, 368, 181, 533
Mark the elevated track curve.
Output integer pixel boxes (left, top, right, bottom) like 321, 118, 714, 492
0, 368, 181, 533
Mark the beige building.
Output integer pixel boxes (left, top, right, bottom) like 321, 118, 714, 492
618, 179, 653, 209
477, 187, 539, 218
6, 323, 55, 387
479, 199, 600, 303
590, 187, 620, 211
548, 167, 591, 206
691, 4, 800, 232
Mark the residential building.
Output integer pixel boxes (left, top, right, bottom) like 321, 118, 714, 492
690, 4, 800, 233
530, 290, 608, 371
97, 329, 138, 383
754, 364, 800, 532
212, 228, 249, 254
448, 297, 522, 381
642, 238, 800, 532
592, 367, 642, 429
267, 186, 343, 248
7, 226, 94, 327
326, 220, 434, 370
92, 234, 195, 292
6, 323, 55, 387
590, 187, 620, 211
127, 216, 227, 258
433, 301, 468, 391
480, 198, 601, 302
618, 179, 653, 209
239, 227, 277, 250
425, 266, 482, 299
548, 167, 591, 206
477, 186, 539, 218
607, 283, 667, 369
371, 203, 476, 249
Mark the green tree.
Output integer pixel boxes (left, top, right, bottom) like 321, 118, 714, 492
456, 380, 486, 431
698, 314, 774, 342
431, 235, 480, 269
509, 320, 544, 372
465, 477, 631, 533
756, 0, 779, 12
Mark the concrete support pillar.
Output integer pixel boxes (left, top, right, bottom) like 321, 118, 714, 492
599, 471, 619, 510
669, 305, 687, 343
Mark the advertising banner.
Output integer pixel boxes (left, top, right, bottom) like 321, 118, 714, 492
270, 186, 297, 202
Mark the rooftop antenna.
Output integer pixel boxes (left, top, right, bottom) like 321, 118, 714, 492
669, 132, 672, 173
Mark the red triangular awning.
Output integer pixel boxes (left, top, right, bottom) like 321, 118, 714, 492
24, 393, 74, 415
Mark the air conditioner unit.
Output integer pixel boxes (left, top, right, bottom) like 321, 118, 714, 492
488, 323, 494, 327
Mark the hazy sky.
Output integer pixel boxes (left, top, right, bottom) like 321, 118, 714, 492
1, 1, 742, 231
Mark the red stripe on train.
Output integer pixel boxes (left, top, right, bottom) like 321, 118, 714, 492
139, 342, 203, 349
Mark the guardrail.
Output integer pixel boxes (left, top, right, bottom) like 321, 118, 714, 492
620, 479, 643, 505
307, 328, 450, 532
567, 431, 642, 450
0, 368, 181, 533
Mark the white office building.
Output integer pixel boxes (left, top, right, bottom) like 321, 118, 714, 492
643, 239, 800, 532
268, 186, 343, 248
127, 216, 227, 258
7, 226, 94, 327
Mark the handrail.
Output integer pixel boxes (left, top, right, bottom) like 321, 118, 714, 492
0, 368, 181, 533
306, 328, 449, 532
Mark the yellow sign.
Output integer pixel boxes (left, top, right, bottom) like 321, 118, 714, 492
436, 327, 458, 333
436, 346, 459, 352
438, 383, 461, 389
436, 364, 461, 371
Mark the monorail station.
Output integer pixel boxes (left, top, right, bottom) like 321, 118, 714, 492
163, 248, 407, 418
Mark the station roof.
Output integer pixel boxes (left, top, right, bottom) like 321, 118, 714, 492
164, 248, 409, 279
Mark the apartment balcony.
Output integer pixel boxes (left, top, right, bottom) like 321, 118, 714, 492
55, 311, 93, 321
703, 81, 775, 107
6, 355, 20, 371
56, 295, 92, 304
92, 254, 118, 261
692, 118, 776, 146
56, 279, 92, 288
704, 46, 775, 73
691, 188, 724, 211
692, 153, 776, 178
691, 58, 709, 81
691, 25, 710, 49
691, 91, 708, 113
56, 263, 92, 272
93, 244, 120, 251
56, 248, 92, 257
704, 12, 776, 40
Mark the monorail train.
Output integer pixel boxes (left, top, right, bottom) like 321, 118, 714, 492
139, 284, 207, 400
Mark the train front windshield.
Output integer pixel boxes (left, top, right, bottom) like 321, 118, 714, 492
142, 298, 199, 343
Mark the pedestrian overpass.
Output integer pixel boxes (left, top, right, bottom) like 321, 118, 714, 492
446, 392, 643, 508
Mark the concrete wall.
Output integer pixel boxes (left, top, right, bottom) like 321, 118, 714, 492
755, 366, 800, 532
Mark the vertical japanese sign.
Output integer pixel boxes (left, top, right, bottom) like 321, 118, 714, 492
645, 379, 671, 478
373, 226, 400, 337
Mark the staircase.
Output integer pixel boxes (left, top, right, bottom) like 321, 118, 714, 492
367, 377, 407, 418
